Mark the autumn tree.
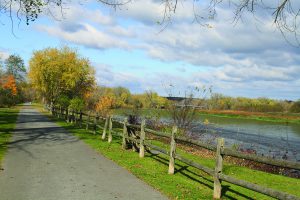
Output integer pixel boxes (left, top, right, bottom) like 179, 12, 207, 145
84, 86, 132, 110
2, 75, 18, 95
56, 94, 71, 108
0, 54, 27, 107
69, 97, 85, 112
95, 96, 114, 117
0, 75, 18, 107
113, 87, 131, 108
290, 100, 300, 113
28, 46, 95, 106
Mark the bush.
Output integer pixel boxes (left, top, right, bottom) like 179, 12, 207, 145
69, 97, 85, 112
290, 101, 300, 113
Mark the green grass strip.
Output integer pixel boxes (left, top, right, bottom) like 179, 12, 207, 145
0, 107, 19, 167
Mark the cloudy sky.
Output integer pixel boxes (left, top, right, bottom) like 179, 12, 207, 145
0, 0, 300, 100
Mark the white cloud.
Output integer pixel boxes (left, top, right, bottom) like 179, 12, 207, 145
38, 23, 130, 50
33, 0, 300, 99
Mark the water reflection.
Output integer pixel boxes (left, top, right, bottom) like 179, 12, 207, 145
195, 115, 300, 161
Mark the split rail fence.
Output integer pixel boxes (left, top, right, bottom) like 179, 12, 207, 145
48, 106, 300, 200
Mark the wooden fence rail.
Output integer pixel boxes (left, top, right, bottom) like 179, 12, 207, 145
47, 105, 300, 200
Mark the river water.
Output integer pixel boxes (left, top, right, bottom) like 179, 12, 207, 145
115, 112, 300, 162
193, 115, 300, 162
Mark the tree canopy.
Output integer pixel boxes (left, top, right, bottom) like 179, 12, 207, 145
28, 46, 95, 105
4, 54, 26, 82
0, 54, 27, 107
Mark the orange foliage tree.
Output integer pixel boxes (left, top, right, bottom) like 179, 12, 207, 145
95, 96, 114, 117
1, 75, 17, 96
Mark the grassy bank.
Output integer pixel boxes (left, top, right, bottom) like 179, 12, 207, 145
198, 110, 300, 124
0, 107, 19, 166
113, 108, 300, 124
43, 110, 300, 200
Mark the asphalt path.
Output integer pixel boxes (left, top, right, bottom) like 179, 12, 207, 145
0, 106, 167, 200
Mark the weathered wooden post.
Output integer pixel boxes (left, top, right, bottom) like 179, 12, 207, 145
213, 138, 225, 199
60, 106, 64, 118
74, 110, 78, 124
70, 110, 74, 124
139, 119, 146, 158
79, 111, 83, 128
72, 110, 75, 124
132, 132, 138, 152
57, 107, 60, 118
122, 117, 128, 149
51, 105, 54, 116
101, 116, 109, 140
86, 111, 90, 130
108, 116, 113, 143
94, 113, 98, 134
168, 125, 177, 175
65, 108, 69, 122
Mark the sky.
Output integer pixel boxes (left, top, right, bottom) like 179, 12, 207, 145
0, 0, 300, 100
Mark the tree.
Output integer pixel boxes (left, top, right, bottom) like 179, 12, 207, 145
0, 54, 27, 106
113, 87, 131, 108
56, 94, 70, 108
166, 85, 211, 135
0, 58, 3, 74
1, 0, 299, 38
0, 75, 18, 107
69, 97, 85, 112
95, 96, 114, 116
290, 100, 300, 113
28, 46, 95, 105
2, 75, 18, 96
4, 54, 26, 82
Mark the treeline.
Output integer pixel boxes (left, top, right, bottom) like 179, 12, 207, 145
26, 47, 167, 116
206, 93, 300, 113
2, 46, 300, 114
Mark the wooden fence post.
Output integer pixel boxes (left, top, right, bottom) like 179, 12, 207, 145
79, 111, 83, 128
168, 125, 177, 175
139, 119, 146, 158
60, 106, 64, 118
101, 116, 109, 140
74, 111, 78, 124
213, 138, 225, 199
57, 107, 60, 118
65, 108, 69, 122
94, 113, 98, 134
71, 110, 74, 124
86, 111, 90, 130
108, 116, 113, 143
122, 117, 128, 149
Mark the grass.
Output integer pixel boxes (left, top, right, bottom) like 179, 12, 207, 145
0, 107, 19, 167
197, 110, 300, 124
42, 110, 300, 200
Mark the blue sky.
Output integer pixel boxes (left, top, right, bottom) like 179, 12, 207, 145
0, 0, 300, 100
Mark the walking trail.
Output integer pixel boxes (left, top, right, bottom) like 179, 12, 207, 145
0, 106, 167, 200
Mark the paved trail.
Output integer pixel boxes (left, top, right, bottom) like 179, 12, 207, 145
0, 106, 167, 200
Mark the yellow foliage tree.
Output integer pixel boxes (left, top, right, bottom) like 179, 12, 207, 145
95, 96, 114, 117
28, 47, 95, 105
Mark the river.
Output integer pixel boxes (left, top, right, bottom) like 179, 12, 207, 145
115, 112, 300, 162
193, 115, 300, 162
